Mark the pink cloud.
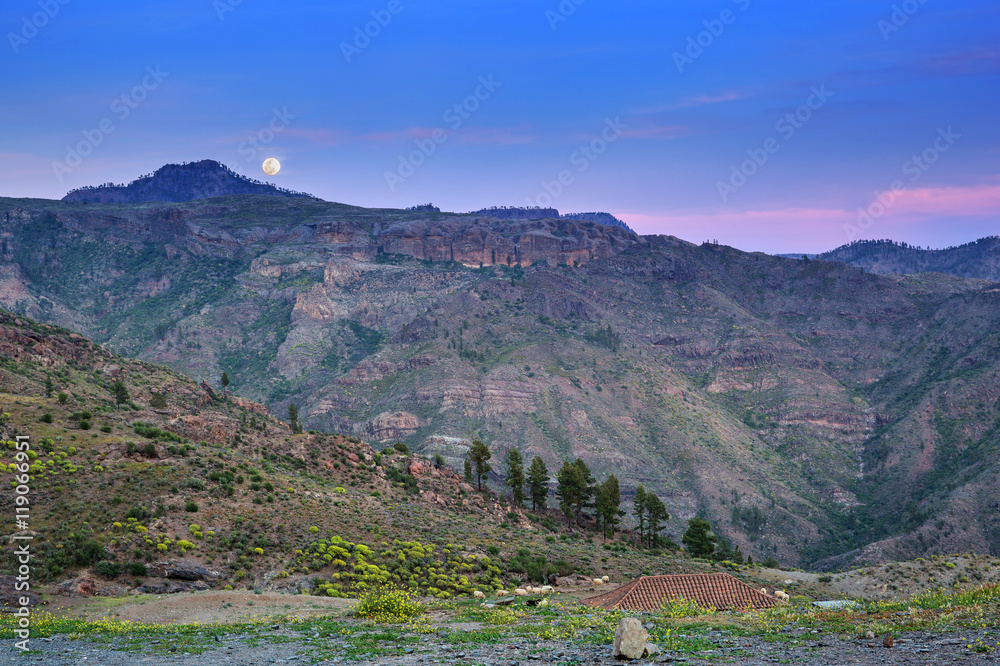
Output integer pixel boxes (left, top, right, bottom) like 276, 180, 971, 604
360, 127, 441, 142
283, 127, 350, 147
620, 124, 692, 140
613, 182, 1000, 252
361, 125, 533, 146
455, 126, 533, 146
884, 184, 1000, 218
675, 91, 747, 108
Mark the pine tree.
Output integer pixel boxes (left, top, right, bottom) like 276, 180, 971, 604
45, 376, 54, 398
682, 518, 717, 559
596, 474, 623, 538
468, 438, 492, 491
527, 456, 549, 512
714, 536, 734, 562
556, 461, 584, 526
594, 483, 608, 535
464, 458, 473, 483
645, 492, 669, 548
572, 458, 596, 522
633, 486, 647, 545
288, 403, 301, 434
111, 379, 129, 407
504, 448, 525, 507
221, 371, 230, 398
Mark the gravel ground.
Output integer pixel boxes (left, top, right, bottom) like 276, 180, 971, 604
4, 629, 999, 665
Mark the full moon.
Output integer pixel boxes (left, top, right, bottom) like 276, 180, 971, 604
262, 158, 281, 176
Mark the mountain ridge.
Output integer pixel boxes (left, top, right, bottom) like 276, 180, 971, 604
2, 194, 999, 567
62, 159, 313, 204
776, 237, 1000, 282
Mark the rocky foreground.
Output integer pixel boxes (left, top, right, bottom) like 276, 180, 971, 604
7, 627, 1000, 665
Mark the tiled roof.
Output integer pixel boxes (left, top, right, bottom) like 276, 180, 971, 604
580, 572, 777, 611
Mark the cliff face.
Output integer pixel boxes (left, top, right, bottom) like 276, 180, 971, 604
2, 193, 1000, 567
376, 217, 640, 268
62, 160, 312, 203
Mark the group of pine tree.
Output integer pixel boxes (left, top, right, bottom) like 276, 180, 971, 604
461, 440, 760, 564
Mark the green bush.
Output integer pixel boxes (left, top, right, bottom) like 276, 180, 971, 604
185, 500, 199, 513
40, 413, 53, 424
100, 425, 112, 433
93, 560, 122, 579
393, 441, 410, 455
126, 562, 148, 576
79, 420, 91, 430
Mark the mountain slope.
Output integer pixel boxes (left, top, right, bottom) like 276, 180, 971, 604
816, 237, 1000, 282
62, 160, 312, 203
2, 194, 999, 566
0, 310, 705, 595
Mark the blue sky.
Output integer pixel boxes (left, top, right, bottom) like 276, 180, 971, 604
2, 0, 997, 252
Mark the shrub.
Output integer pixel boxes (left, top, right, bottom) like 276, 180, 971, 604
393, 441, 410, 455
100, 425, 112, 433
93, 560, 122, 579
40, 413, 53, 424
355, 587, 423, 622
126, 562, 148, 576
58, 393, 68, 404
79, 420, 91, 430
185, 500, 199, 513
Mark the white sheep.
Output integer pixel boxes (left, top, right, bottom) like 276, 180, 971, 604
775, 590, 790, 602
592, 578, 605, 585
514, 588, 528, 596
601, 575, 610, 583
473, 590, 485, 599
496, 590, 508, 597
760, 587, 767, 595
540, 585, 554, 594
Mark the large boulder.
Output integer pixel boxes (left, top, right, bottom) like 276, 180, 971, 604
612, 617, 648, 659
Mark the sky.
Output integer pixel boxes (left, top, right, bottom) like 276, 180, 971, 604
1, 0, 998, 254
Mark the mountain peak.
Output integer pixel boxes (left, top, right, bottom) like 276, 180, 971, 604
62, 159, 313, 204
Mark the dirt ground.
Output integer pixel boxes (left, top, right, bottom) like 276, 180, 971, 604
45, 590, 356, 624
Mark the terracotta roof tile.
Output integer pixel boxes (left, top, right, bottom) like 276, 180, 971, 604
581, 573, 777, 611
